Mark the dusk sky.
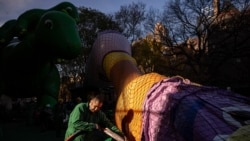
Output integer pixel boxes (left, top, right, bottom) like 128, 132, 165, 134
0, 0, 168, 26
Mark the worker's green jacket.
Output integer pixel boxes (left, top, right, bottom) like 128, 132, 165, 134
64, 102, 123, 141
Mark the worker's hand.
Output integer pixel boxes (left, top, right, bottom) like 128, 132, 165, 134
95, 124, 102, 130
123, 136, 128, 141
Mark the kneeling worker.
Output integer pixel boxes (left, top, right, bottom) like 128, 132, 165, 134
64, 88, 126, 141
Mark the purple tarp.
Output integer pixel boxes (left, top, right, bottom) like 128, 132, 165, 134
142, 77, 250, 141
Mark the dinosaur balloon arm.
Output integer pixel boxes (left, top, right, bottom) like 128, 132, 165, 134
115, 72, 166, 140
109, 59, 141, 94
85, 30, 133, 89
88, 30, 169, 140
103, 52, 137, 80
90, 31, 131, 76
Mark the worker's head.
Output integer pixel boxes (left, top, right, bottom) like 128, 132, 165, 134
87, 87, 104, 113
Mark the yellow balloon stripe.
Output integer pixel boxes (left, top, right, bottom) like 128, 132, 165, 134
115, 73, 166, 140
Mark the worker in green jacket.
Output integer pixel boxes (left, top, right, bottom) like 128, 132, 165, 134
64, 88, 125, 141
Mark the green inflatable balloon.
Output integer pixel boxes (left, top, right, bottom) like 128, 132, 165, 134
0, 19, 17, 48
0, 10, 81, 107
16, 1, 79, 40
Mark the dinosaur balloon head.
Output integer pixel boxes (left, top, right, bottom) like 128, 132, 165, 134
34, 11, 81, 60
51, 1, 80, 23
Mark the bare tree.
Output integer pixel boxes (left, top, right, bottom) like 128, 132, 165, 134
148, 0, 215, 83
144, 7, 163, 33
114, 2, 146, 42
157, 0, 250, 94
207, 0, 250, 92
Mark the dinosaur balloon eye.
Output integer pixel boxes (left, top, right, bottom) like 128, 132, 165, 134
45, 19, 53, 30
66, 7, 73, 13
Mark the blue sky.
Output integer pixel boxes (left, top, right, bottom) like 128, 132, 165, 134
0, 0, 168, 26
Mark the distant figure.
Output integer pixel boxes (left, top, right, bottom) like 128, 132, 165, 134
0, 94, 13, 121
25, 97, 37, 126
75, 97, 82, 105
64, 88, 126, 141
40, 104, 53, 132
54, 98, 66, 137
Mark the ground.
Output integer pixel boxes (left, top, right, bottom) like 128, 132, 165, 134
1, 120, 65, 141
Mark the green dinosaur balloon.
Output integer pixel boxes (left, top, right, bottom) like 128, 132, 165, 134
15, 1, 79, 39
0, 19, 17, 48
0, 10, 81, 107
